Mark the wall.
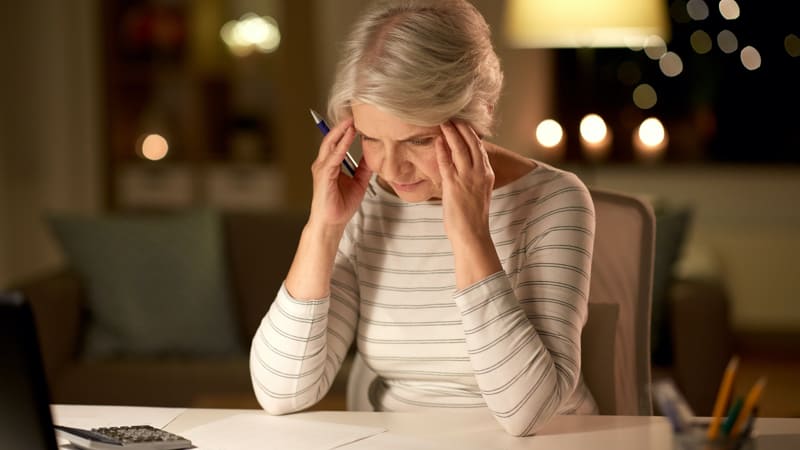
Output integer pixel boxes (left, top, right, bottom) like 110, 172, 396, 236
0, 0, 102, 288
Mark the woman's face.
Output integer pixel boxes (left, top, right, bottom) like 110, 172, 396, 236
351, 103, 443, 202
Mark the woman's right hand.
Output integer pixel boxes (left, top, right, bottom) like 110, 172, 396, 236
308, 117, 373, 229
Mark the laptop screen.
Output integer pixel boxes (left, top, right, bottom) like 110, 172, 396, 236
0, 292, 59, 450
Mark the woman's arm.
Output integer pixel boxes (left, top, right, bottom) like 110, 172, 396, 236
286, 117, 371, 299
249, 241, 361, 414
435, 121, 502, 289
435, 123, 594, 435
455, 183, 595, 436
250, 118, 371, 414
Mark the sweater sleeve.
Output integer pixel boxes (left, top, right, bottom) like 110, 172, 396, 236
453, 180, 595, 436
249, 230, 360, 414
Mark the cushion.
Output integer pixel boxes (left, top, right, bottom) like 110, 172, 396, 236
651, 205, 692, 365
49, 209, 242, 358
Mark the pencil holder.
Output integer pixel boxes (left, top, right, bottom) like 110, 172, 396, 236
674, 427, 755, 450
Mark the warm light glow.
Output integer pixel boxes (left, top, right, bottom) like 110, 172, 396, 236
579, 114, 608, 144
717, 30, 738, 54
579, 114, 612, 161
690, 30, 713, 54
638, 118, 666, 147
718, 0, 740, 20
535, 119, 564, 148
220, 13, 281, 57
686, 0, 709, 21
659, 51, 683, 77
785, 34, 800, 58
139, 134, 169, 161
643, 35, 667, 59
503, 0, 671, 48
740, 46, 761, 71
633, 117, 668, 161
633, 84, 658, 109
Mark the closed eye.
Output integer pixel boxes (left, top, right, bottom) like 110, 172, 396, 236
408, 137, 435, 146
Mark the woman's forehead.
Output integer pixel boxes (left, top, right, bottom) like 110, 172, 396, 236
352, 103, 440, 139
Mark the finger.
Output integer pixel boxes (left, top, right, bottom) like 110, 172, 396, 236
453, 120, 485, 167
320, 117, 355, 154
325, 125, 357, 171
353, 155, 373, 190
435, 136, 455, 181
314, 125, 356, 181
440, 121, 472, 170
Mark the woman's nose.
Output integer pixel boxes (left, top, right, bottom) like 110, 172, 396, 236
380, 144, 411, 179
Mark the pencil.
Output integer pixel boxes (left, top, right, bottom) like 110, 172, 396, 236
729, 377, 767, 438
707, 355, 740, 440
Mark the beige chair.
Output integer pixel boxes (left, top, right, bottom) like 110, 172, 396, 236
581, 188, 655, 415
347, 188, 655, 416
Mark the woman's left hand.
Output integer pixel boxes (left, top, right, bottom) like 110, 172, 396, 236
435, 120, 495, 243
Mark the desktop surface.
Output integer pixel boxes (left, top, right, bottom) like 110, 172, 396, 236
50, 405, 800, 450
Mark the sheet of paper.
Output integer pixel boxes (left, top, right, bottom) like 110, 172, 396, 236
182, 413, 386, 450
334, 432, 497, 450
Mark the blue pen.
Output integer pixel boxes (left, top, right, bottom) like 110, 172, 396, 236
309, 109, 375, 196
309, 108, 357, 175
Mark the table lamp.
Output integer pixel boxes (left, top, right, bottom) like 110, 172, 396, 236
504, 0, 670, 49
503, 0, 671, 162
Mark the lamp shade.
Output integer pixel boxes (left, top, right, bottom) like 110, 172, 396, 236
504, 0, 671, 48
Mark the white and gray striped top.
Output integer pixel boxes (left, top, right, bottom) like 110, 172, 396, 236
250, 162, 598, 436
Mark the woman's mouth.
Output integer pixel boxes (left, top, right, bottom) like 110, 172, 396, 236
391, 180, 423, 192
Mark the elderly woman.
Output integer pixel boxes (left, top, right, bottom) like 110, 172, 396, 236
250, 0, 597, 436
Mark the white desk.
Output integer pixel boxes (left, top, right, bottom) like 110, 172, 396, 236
52, 405, 800, 450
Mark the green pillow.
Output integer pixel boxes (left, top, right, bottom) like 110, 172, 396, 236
49, 209, 242, 358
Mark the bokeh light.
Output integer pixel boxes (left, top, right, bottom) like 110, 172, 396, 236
740, 46, 761, 71
633, 84, 658, 110
535, 119, 564, 148
220, 13, 281, 57
139, 134, 169, 161
717, 30, 738, 54
690, 30, 713, 54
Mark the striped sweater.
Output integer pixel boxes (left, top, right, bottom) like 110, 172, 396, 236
250, 162, 598, 436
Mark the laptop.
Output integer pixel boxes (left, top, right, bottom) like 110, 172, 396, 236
0, 291, 59, 449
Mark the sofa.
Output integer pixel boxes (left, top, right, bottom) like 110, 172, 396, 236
13, 209, 354, 409
13, 208, 731, 414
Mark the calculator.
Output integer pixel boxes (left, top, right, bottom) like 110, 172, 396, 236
54, 424, 193, 450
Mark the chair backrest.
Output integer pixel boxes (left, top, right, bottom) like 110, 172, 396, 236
582, 188, 655, 415
346, 188, 655, 416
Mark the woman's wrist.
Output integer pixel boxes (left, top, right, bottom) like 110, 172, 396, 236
451, 232, 502, 289
284, 220, 346, 300
302, 219, 347, 245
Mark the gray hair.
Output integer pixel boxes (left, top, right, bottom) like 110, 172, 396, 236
327, 0, 504, 137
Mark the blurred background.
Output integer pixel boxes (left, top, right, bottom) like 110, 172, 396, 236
1, 0, 798, 416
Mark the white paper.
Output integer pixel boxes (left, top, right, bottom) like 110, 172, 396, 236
182, 413, 386, 450
334, 432, 495, 450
